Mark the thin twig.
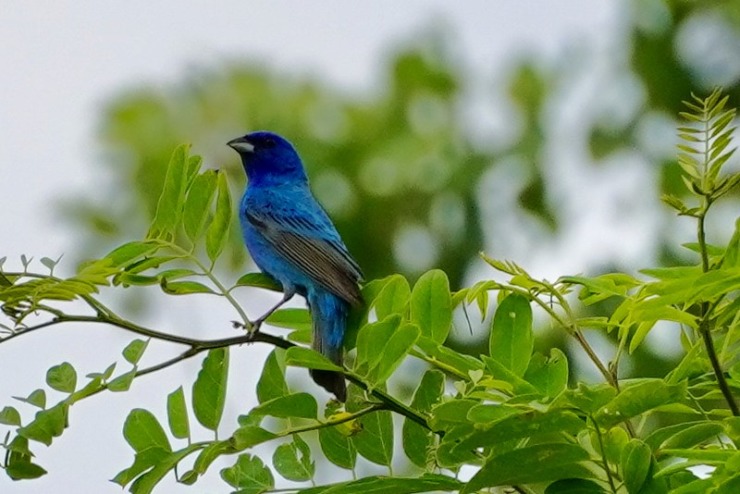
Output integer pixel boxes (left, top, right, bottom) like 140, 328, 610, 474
0, 312, 434, 430
696, 212, 739, 416
590, 416, 618, 494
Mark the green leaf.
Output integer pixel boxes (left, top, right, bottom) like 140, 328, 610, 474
230, 425, 277, 451
429, 399, 478, 430
167, 386, 190, 440
121, 255, 177, 274
40, 255, 61, 271
5, 460, 47, 480
127, 446, 200, 494
5, 435, 47, 480
285, 347, 342, 372
123, 339, 149, 365
46, 362, 77, 393
114, 272, 160, 286
299, 474, 462, 494
318, 420, 357, 470
465, 403, 520, 425
355, 315, 401, 374
256, 349, 288, 403
351, 408, 393, 467
272, 435, 314, 482
656, 422, 725, 451
416, 336, 485, 377
68, 375, 104, 403
111, 450, 157, 488
148, 144, 190, 240
0, 405, 21, 426
220, 453, 274, 491
462, 443, 592, 492
524, 348, 569, 398
108, 369, 137, 392
600, 426, 630, 468
103, 240, 160, 268
545, 479, 607, 494
594, 379, 687, 428
205, 170, 232, 264
368, 323, 420, 385
183, 169, 218, 242
403, 370, 445, 467
13, 388, 46, 409
723, 417, 740, 444
192, 348, 229, 432
373, 274, 410, 319
561, 273, 639, 304
434, 424, 481, 469
265, 308, 312, 331
724, 218, 740, 268
252, 393, 318, 420
178, 470, 200, 485
489, 293, 533, 376
234, 272, 282, 292
453, 410, 585, 453
19, 403, 68, 446
659, 448, 735, 463
6, 434, 31, 456
190, 440, 232, 477
481, 355, 539, 395
123, 408, 172, 455
160, 279, 215, 295
410, 269, 452, 344
554, 382, 616, 414
621, 439, 652, 494
157, 268, 197, 281
185, 154, 203, 184
0, 271, 15, 287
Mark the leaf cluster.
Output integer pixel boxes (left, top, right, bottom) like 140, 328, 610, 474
1, 91, 740, 493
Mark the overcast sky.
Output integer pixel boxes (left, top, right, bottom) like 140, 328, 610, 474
0, 2, 618, 492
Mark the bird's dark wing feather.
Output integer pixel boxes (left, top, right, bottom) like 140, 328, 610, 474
246, 210, 363, 306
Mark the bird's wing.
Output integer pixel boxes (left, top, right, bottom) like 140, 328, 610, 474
245, 209, 363, 306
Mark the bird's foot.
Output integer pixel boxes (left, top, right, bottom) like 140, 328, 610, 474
232, 319, 263, 340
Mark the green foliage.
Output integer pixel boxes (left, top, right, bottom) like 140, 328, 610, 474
1, 90, 740, 492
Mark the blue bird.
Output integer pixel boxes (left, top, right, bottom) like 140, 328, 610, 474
227, 131, 363, 402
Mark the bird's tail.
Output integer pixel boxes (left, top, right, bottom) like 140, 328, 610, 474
307, 291, 348, 402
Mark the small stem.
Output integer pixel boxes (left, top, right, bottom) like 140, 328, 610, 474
696, 212, 739, 416
344, 371, 433, 431
408, 349, 469, 380
698, 311, 739, 416
697, 212, 710, 273
274, 404, 386, 438
591, 416, 618, 494
165, 243, 251, 326
572, 330, 616, 388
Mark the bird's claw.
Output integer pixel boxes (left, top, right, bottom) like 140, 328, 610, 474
232, 319, 263, 340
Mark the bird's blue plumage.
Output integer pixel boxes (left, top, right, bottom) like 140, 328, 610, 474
228, 131, 362, 401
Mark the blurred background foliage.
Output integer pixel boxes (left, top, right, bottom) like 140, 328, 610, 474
63, 0, 740, 379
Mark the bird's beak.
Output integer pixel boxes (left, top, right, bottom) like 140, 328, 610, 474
227, 137, 255, 154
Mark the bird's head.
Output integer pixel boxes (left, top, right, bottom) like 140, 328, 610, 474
227, 131, 308, 185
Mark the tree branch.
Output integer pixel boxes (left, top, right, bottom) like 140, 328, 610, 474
0, 311, 435, 431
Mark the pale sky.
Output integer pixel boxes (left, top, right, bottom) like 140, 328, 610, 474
0, 2, 620, 492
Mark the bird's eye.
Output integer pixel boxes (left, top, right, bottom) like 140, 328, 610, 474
263, 137, 276, 148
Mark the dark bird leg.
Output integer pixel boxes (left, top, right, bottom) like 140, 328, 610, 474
249, 290, 295, 333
